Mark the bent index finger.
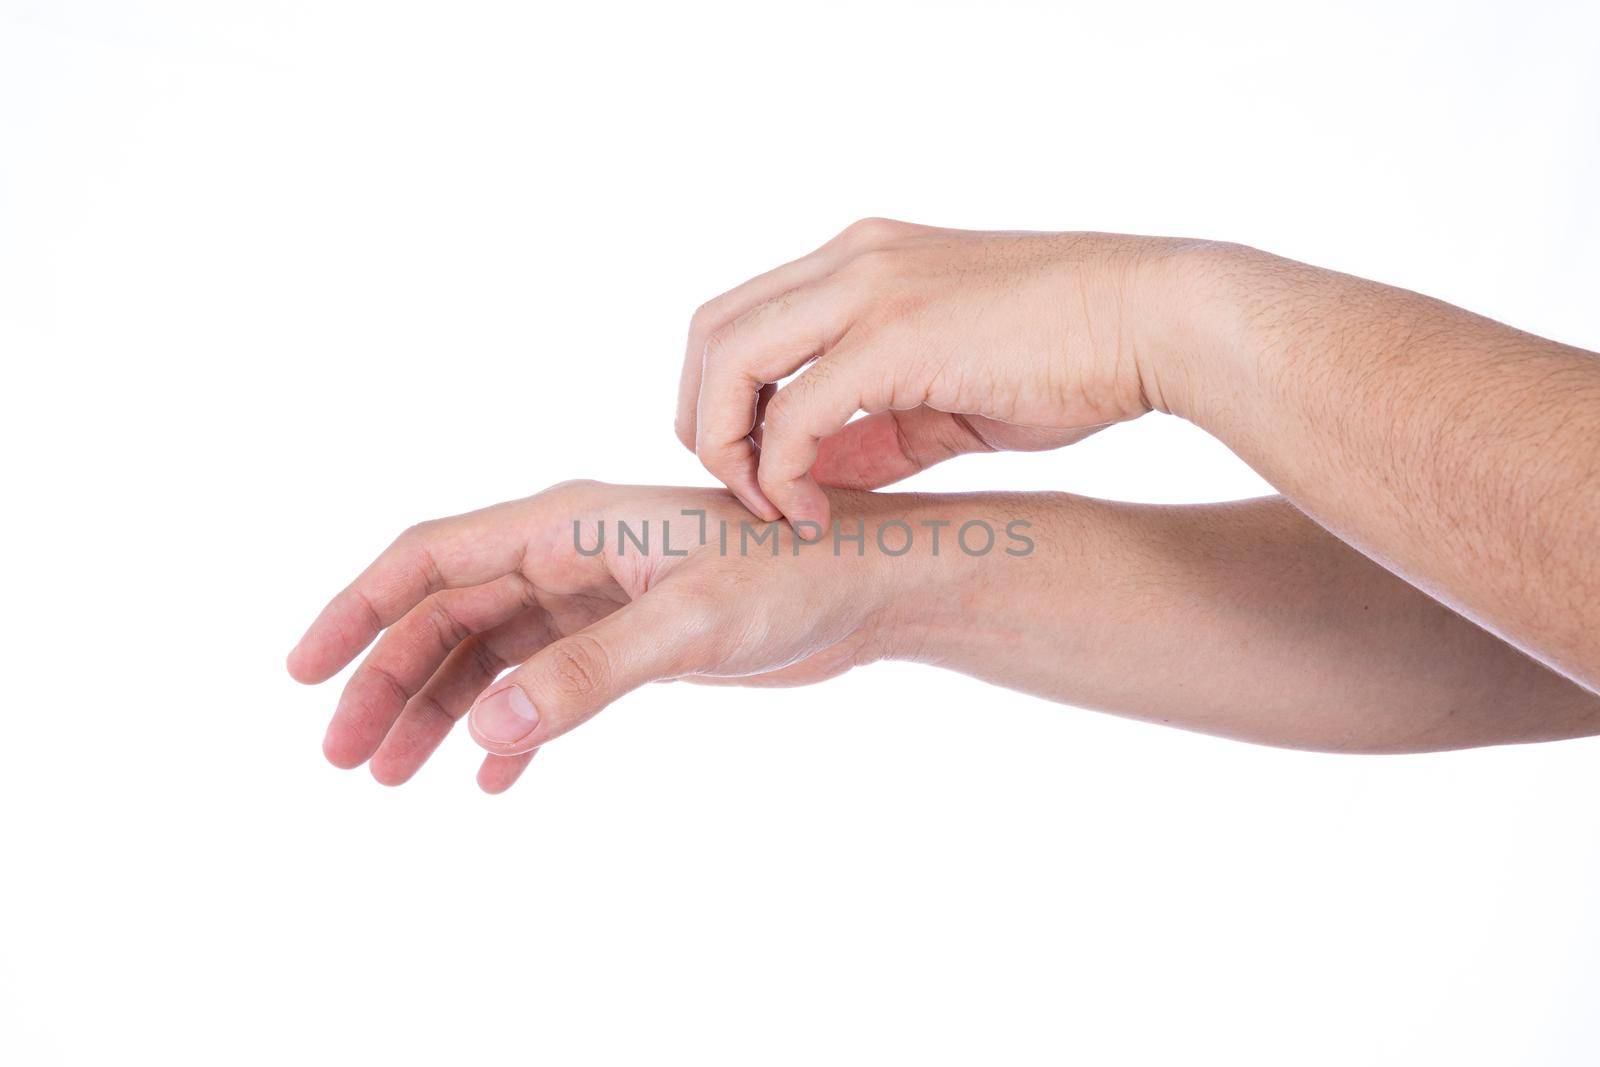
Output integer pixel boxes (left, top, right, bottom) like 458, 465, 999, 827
694, 281, 860, 520
676, 220, 903, 449
287, 505, 532, 685
678, 260, 835, 449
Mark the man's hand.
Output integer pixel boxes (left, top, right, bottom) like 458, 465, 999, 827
286, 482, 966, 792
682, 222, 1600, 691
676, 219, 1206, 530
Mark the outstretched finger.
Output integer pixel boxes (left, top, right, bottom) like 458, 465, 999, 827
365, 606, 556, 786
287, 502, 535, 685
477, 751, 538, 795
322, 574, 542, 769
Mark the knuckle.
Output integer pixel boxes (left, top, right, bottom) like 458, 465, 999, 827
673, 416, 696, 449
841, 216, 903, 247
364, 661, 412, 707
549, 477, 604, 493
747, 291, 792, 323
701, 326, 735, 367
465, 636, 507, 688
546, 634, 610, 699
390, 522, 446, 590
542, 478, 607, 506
395, 519, 436, 545
756, 446, 804, 492
536, 479, 612, 518
755, 465, 795, 503
694, 424, 730, 464
349, 586, 385, 633
701, 448, 749, 488
425, 601, 473, 650
688, 300, 721, 341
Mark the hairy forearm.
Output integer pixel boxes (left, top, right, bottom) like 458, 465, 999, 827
1153, 246, 1600, 691
878, 492, 1600, 752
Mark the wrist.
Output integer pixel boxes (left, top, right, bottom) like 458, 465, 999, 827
812, 489, 941, 663
836, 491, 1066, 667
1125, 238, 1268, 436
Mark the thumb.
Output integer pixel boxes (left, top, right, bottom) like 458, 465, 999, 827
467, 593, 714, 755
809, 407, 991, 490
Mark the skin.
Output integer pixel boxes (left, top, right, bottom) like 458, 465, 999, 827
289, 221, 1599, 789
677, 220, 1600, 692
288, 483, 1600, 793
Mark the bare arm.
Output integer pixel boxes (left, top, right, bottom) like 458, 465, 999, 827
1160, 246, 1600, 691
897, 492, 1600, 753
288, 483, 1600, 794
674, 220, 1600, 694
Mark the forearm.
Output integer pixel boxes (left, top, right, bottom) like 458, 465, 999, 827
878, 492, 1600, 752
1152, 246, 1600, 690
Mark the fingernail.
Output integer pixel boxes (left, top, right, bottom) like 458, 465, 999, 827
470, 684, 540, 745
791, 516, 825, 542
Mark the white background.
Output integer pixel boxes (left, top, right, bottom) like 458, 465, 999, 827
3, 1, 1598, 1063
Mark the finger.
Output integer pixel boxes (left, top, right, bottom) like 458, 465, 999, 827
477, 751, 537, 794
322, 574, 541, 769
752, 383, 777, 446
677, 260, 832, 450
287, 505, 532, 685
695, 281, 860, 519
367, 607, 556, 786
757, 342, 890, 535
467, 592, 718, 756
809, 407, 993, 489
676, 217, 914, 449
